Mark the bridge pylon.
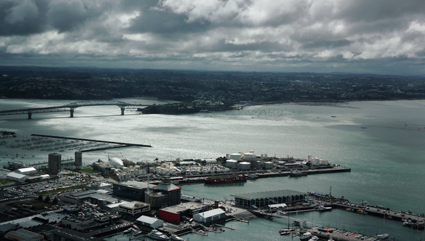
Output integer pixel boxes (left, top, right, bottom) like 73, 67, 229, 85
28, 112, 32, 119
120, 107, 125, 115
70, 108, 74, 118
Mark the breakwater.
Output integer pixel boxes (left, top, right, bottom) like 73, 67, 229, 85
31, 134, 152, 147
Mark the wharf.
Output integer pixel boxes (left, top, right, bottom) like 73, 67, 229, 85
307, 227, 386, 241
331, 203, 424, 222
174, 166, 351, 184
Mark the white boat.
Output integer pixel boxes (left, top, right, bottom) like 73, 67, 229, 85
170, 234, 186, 241
299, 232, 312, 241
147, 229, 170, 241
308, 236, 319, 241
376, 233, 389, 239
318, 205, 332, 211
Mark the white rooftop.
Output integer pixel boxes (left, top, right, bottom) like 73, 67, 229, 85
136, 215, 161, 224
197, 208, 225, 218
7, 172, 26, 179
17, 167, 36, 173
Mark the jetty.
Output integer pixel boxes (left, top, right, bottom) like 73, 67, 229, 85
31, 134, 152, 148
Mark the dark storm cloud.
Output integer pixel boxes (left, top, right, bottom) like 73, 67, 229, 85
128, 8, 212, 34
0, 0, 425, 75
46, 1, 105, 33
0, 0, 49, 36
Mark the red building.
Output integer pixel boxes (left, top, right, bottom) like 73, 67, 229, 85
158, 202, 204, 224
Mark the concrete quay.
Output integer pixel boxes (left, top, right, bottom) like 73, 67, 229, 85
166, 166, 351, 184
307, 227, 385, 241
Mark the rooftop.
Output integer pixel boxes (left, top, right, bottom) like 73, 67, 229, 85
197, 208, 225, 218
115, 181, 155, 189
160, 202, 204, 213
119, 201, 149, 209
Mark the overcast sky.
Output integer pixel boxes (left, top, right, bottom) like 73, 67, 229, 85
1, 0, 425, 75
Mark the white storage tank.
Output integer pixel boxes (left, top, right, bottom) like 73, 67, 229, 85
314, 158, 320, 165
320, 160, 329, 165
226, 153, 242, 161
308, 154, 313, 161
239, 162, 251, 170
264, 161, 273, 169
226, 159, 238, 169
243, 153, 257, 161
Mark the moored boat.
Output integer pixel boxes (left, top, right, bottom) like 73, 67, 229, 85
246, 173, 259, 180
317, 205, 332, 212
299, 232, 313, 241
279, 228, 294, 235
170, 233, 186, 241
289, 170, 307, 177
376, 233, 388, 239
147, 229, 170, 241
205, 174, 247, 184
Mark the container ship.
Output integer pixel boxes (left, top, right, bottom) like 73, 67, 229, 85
205, 174, 247, 184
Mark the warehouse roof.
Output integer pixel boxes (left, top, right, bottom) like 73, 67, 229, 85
232, 190, 305, 200
6, 172, 26, 179
16, 167, 36, 173
136, 215, 162, 224
115, 181, 155, 189
196, 209, 225, 218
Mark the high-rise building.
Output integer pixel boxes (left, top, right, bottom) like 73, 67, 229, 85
75, 151, 82, 167
48, 153, 61, 173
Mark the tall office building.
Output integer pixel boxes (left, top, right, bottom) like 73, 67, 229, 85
75, 151, 82, 167
48, 153, 61, 173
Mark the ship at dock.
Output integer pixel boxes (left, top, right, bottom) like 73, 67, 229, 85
289, 170, 307, 177
204, 174, 247, 184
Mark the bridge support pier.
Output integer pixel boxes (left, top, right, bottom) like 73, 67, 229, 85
120, 107, 125, 115
70, 109, 74, 118
28, 112, 32, 119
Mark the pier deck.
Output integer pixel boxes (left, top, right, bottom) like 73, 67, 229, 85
307, 227, 385, 241
31, 134, 152, 148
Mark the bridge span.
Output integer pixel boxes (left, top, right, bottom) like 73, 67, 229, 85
0, 101, 147, 119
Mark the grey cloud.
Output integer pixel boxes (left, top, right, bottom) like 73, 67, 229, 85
339, 0, 425, 23
0, 0, 425, 75
0, 0, 49, 36
303, 40, 352, 49
128, 8, 212, 35
47, 1, 104, 33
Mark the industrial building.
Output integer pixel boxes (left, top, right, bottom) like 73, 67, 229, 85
147, 178, 181, 209
158, 202, 204, 224
51, 229, 102, 241
15, 167, 37, 175
193, 208, 226, 224
4, 229, 44, 241
113, 178, 181, 209
136, 215, 164, 229
118, 201, 150, 218
60, 190, 119, 209
6, 172, 27, 183
112, 181, 154, 202
232, 190, 306, 208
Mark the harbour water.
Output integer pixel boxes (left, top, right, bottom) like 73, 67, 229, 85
1, 98, 425, 240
